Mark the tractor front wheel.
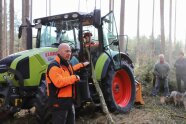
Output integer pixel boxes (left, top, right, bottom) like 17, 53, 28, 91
102, 64, 135, 113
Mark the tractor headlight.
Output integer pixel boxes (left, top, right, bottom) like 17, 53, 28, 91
64, 14, 69, 19
72, 13, 78, 18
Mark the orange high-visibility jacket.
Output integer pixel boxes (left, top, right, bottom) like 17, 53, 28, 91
46, 55, 84, 98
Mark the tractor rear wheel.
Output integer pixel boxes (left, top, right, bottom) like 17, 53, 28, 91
102, 63, 135, 113
29, 85, 49, 124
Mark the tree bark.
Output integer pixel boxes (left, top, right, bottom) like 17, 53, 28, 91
137, 0, 140, 43
9, 0, 14, 54
22, 0, 30, 50
3, 0, 7, 56
108, 0, 114, 33
29, 0, 32, 23
0, 0, 2, 59
91, 70, 114, 124
168, 0, 172, 63
160, 0, 165, 54
49, 0, 51, 16
86, 48, 114, 124
119, 0, 125, 52
151, 0, 155, 56
136, 0, 140, 64
174, 0, 177, 45
185, 33, 186, 52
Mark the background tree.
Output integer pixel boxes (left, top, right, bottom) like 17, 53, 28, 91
185, 33, 186, 52
21, 0, 30, 50
9, 0, 14, 54
174, 0, 177, 45
119, 0, 125, 52
151, 0, 155, 56
29, 0, 32, 23
136, 0, 140, 63
160, 0, 165, 54
137, 0, 140, 43
109, 0, 114, 33
168, 0, 172, 63
3, 0, 8, 56
0, 0, 2, 59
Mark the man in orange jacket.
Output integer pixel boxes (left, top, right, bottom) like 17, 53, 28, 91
46, 43, 89, 124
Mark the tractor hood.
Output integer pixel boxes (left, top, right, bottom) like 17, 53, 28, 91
0, 47, 58, 69
0, 47, 58, 85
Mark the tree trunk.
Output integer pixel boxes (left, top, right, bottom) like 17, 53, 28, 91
3, 0, 7, 56
85, 48, 114, 124
151, 0, 155, 56
137, 0, 140, 43
108, 0, 114, 33
109, 0, 111, 11
174, 0, 177, 45
160, 0, 165, 54
22, 0, 30, 50
49, 0, 51, 16
168, 0, 172, 63
9, 0, 14, 54
136, 0, 140, 64
0, 0, 2, 59
29, 0, 32, 22
119, 0, 125, 52
185, 33, 186, 52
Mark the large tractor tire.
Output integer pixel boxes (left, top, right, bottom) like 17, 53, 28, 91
102, 63, 135, 113
28, 85, 49, 124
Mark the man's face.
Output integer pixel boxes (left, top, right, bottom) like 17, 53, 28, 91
59, 46, 72, 61
160, 56, 164, 63
85, 36, 91, 43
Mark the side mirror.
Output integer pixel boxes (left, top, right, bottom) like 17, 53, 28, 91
93, 9, 101, 28
18, 18, 33, 49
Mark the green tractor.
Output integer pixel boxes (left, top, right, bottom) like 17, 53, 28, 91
0, 10, 143, 123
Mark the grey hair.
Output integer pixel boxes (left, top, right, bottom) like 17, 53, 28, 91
159, 54, 164, 58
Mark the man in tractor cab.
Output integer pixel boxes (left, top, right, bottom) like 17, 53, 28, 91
83, 32, 99, 47
83, 32, 92, 43
46, 43, 89, 124
152, 54, 170, 97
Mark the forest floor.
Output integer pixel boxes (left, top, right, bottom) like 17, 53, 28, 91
75, 83, 186, 124
2, 84, 186, 124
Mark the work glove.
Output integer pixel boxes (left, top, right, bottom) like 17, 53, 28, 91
76, 75, 80, 81
83, 61, 90, 67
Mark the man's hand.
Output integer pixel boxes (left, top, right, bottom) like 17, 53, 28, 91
83, 62, 90, 67
76, 75, 80, 81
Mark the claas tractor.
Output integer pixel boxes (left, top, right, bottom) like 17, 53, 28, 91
0, 9, 144, 123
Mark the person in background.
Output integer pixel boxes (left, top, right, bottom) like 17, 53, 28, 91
46, 43, 89, 124
83, 32, 92, 43
174, 51, 186, 92
152, 54, 170, 96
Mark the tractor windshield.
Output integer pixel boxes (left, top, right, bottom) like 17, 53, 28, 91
102, 12, 119, 51
39, 20, 80, 49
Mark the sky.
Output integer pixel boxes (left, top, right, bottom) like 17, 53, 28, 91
14, 0, 186, 43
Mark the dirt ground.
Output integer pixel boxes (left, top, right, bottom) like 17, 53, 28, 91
76, 95, 186, 124
2, 85, 186, 124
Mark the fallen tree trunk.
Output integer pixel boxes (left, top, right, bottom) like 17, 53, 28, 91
86, 48, 114, 124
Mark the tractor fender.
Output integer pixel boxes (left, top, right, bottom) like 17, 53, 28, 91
95, 51, 133, 81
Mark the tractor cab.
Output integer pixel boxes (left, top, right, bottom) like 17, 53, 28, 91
29, 10, 131, 68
